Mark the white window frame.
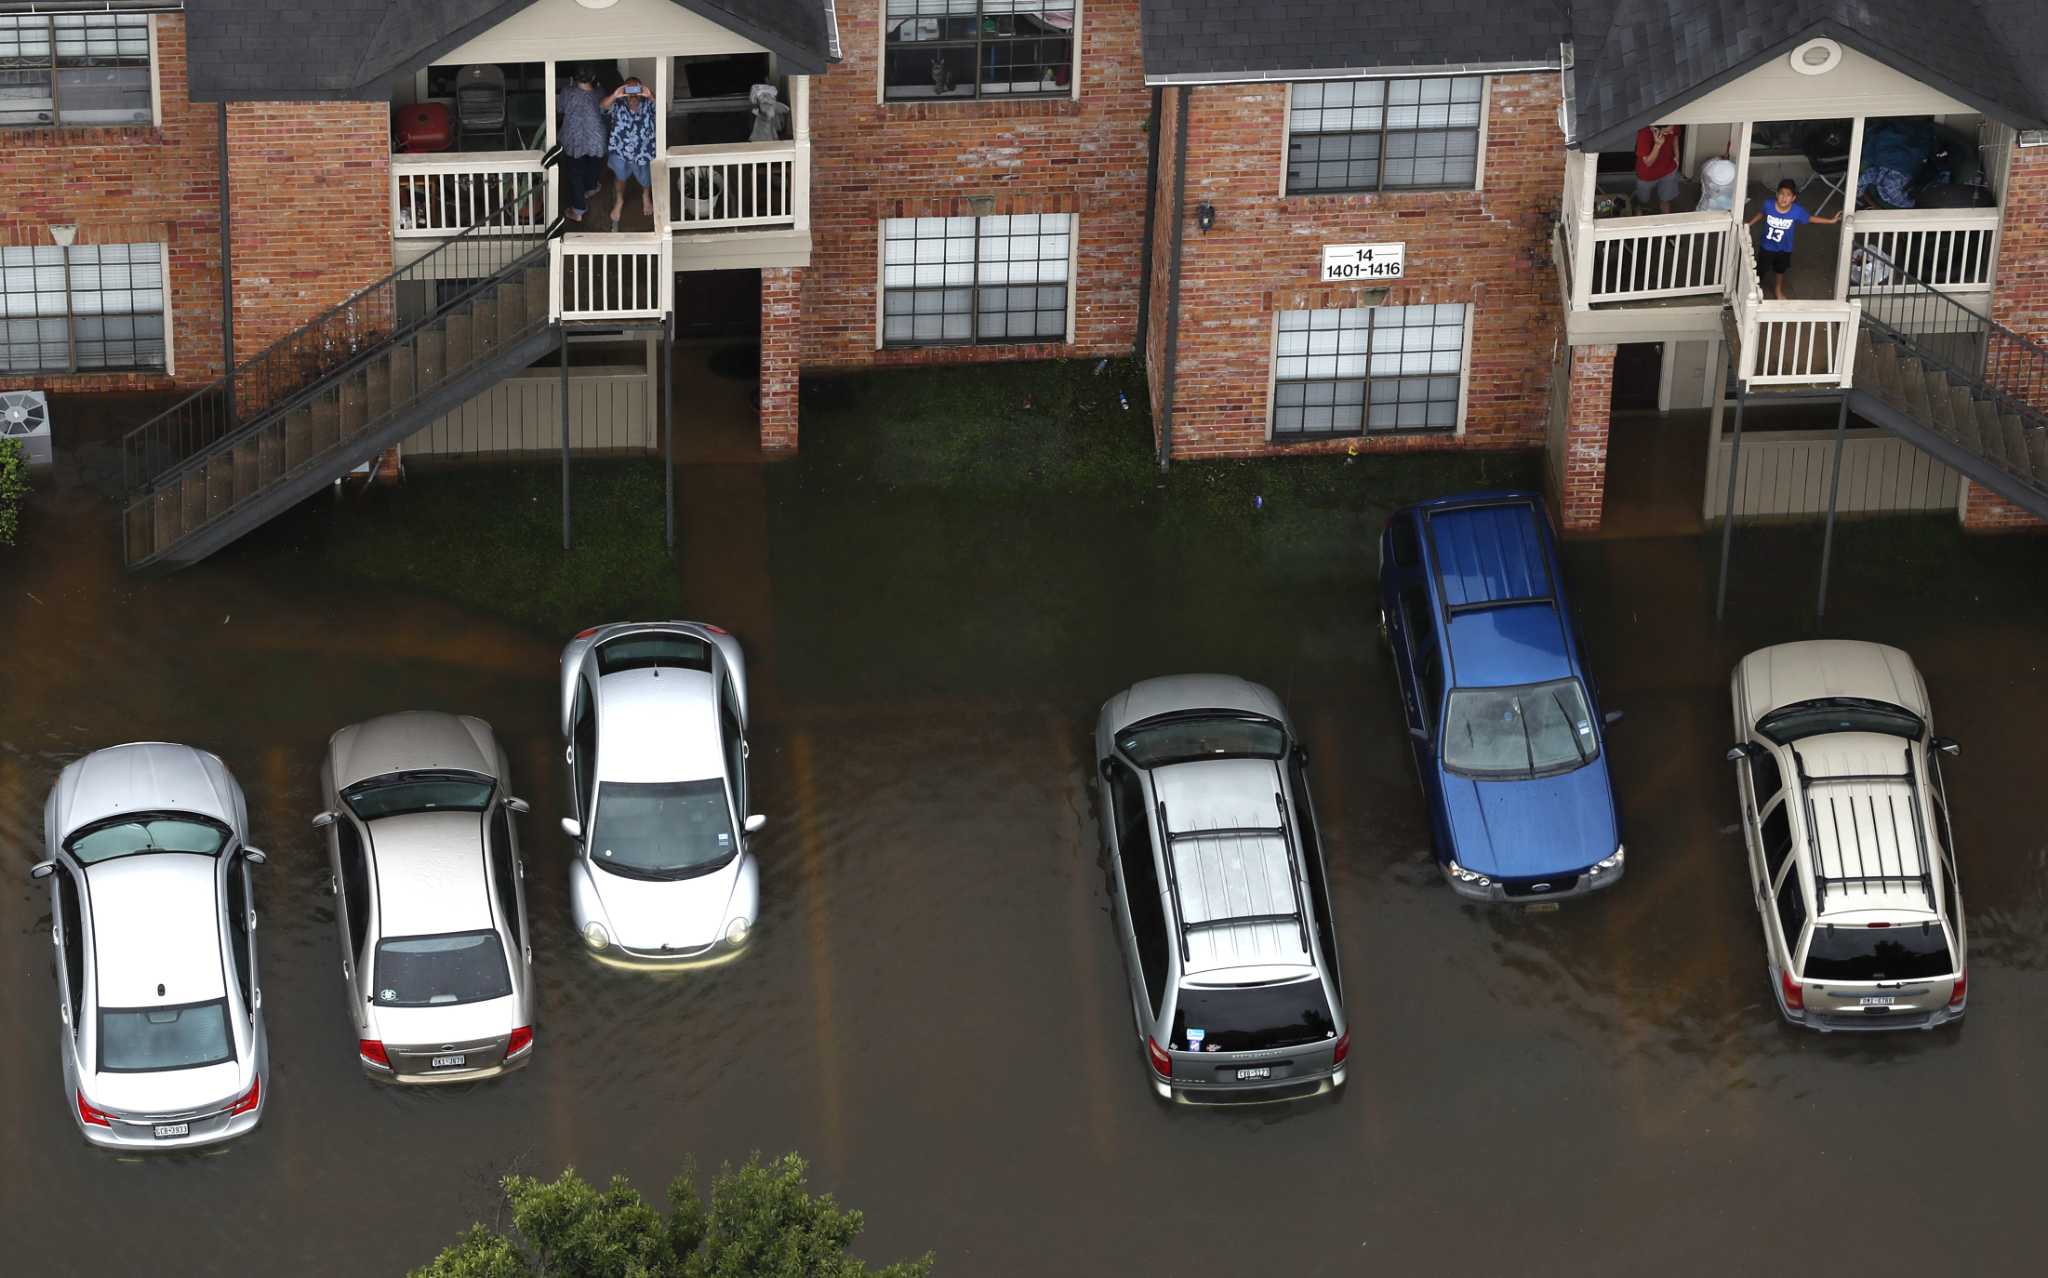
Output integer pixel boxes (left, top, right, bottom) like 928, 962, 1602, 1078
876, 0, 1082, 106
874, 212, 1079, 349
0, 238, 173, 376
1279, 74, 1489, 198
1264, 300, 1473, 441
0, 8, 161, 130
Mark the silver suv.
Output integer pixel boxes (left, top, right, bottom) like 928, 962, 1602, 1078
315, 712, 537, 1081
1094, 676, 1348, 1102
32, 743, 269, 1148
1729, 641, 1968, 1032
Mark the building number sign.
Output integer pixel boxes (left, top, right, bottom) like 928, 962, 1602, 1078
1320, 243, 1406, 282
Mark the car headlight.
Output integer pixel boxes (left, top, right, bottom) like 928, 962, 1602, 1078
724, 917, 751, 947
582, 921, 609, 951
1591, 845, 1625, 875
1446, 860, 1491, 888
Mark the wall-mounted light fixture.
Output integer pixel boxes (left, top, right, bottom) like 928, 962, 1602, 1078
1195, 203, 1215, 233
48, 223, 77, 247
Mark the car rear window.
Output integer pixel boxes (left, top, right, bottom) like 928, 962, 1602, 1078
374, 930, 513, 1007
597, 632, 711, 676
1803, 920, 1953, 982
1170, 976, 1335, 1053
98, 999, 234, 1073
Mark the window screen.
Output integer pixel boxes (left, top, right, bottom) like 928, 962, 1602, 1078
0, 11, 152, 128
1273, 303, 1466, 438
1287, 76, 1482, 195
883, 1, 1076, 102
1, 242, 166, 374
881, 214, 1071, 346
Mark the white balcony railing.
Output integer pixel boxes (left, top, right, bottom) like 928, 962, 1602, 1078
392, 152, 548, 238
1731, 232, 1860, 388
551, 232, 673, 321
1847, 207, 2001, 297
666, 141, 805, 232
1579, 211, 1733, 304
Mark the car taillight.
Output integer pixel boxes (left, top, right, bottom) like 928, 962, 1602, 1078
1949, 970, 1967, 1007
358, 1038, 391, 1068
1780, 968, 1804, 1012
1145, 1037, 1172, 1078
226, 1074, 261, 1117
76, 1090, 112, 1127
573, 627, 600, 640
507, 1026, 534, 1057
1332, 1031, 1351, 1067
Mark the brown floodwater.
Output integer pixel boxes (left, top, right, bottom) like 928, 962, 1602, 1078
3, 405, 2046, 1276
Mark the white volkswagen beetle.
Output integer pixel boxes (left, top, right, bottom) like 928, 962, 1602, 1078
559, 621, 764, 966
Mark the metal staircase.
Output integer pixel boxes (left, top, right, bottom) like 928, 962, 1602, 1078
122, 183, 562, 571
1844, 263, 2048, 520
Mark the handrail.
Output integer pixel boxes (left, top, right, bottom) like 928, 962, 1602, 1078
1860, 253, 2048, 433
124, 176, 551, 494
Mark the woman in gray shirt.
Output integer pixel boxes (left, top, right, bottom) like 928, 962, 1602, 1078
558, 68, 607, 223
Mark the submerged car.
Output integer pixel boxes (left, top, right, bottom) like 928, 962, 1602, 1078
1378, 492, 1624, 901
1095, 675, 1348, 1103
314, 711, 536, 1081
1729, 640, 1968, 1031
32, 742, 268, 1149
559, 621, 763, 966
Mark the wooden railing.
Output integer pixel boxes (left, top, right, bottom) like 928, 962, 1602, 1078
666, 141, 804, 232
1732, 232, 1859, 388
1847, 207, 2000, 297
1579, 210, 1732, 304
392, 153, 548, 238
552, 233, 672, 320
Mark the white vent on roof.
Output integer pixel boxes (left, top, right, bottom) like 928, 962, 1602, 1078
1790, 38, 1842, 76
0, 390, 52, 466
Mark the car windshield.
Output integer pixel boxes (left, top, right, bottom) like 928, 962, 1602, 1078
1759, 697, 1926, 745
588, 779, 737, 880
1442, 678, 1598, 778
98, 999, 234, 1072
1803, 920, 1953, 982
1170, 976, 1335, 1053
373, 931, 513, 1007
65, 815, 228, 866
342, 770, 495, 821
596, 632, 711, 675
1119, 714, 1287, 769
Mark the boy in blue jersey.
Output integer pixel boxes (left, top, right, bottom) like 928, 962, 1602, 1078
1746, 179, 1842, 298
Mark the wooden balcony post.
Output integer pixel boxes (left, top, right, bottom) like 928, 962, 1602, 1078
1834, 115, 1865, 300
793, 75, 812, 234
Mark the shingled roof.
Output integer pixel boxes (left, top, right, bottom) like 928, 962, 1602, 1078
184, 0, 836, 102
1139, 1, 1570, 83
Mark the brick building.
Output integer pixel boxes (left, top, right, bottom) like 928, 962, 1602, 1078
5, 1, 2048, 572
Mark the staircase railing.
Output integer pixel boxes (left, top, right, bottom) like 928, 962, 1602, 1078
1858, 257, 2048, 435
123, 177, 553, 494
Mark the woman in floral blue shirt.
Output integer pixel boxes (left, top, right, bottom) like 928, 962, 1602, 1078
601, 77, 657, 227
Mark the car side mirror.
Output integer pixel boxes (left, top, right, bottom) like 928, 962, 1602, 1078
1603, 709, 1624, 725
244, 847, 268, 866
311, 811, 338, 830
28, 861, 55, 881
503, 796, 531, 815
1726, 743, 1757, 762
561, 817, 583, 840
1931, 736, 1960, 757
743, 814, 767, 835
1408, 727, 1429, 744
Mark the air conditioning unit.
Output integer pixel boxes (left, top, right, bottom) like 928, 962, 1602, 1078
0, 389, 52, 466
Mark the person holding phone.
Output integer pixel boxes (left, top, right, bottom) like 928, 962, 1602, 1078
600, 77, 656, 227
1634, 124, 1681, 213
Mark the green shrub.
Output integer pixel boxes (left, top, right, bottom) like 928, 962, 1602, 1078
0, 436, 29, 547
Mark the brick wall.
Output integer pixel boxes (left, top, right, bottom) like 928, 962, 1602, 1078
0, 14, 223, 392
1560, 343, 1614, 531
225, 102, 392, 356
760, 266, 802, 450
1145, 73, 1564, 460
1978, 141, 2048, 530
800, 0, 1149, 370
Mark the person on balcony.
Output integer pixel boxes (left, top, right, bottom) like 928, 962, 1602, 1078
1747, 178, 1842, 299
601, 77, 657, 228
1634, 124, 1682, 214
558, 67, 607, 224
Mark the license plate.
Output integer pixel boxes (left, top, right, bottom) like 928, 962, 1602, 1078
1858, 996, 1896, 1006
1236, 1066, 1271, 1081
1525, 902, 1560, 914
153, 1122, 189, 1139
431, 1054, 467, 1069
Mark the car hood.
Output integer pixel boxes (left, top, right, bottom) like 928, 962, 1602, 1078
586, 855, 741, 951
53, 743, 239, 844
367, 996, 520, 1049
88, 1058, 247, 1117
1442, 759, 1618, 878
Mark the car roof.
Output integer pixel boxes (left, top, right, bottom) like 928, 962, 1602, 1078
1150, 758, 1313, 975
595, 667, 724, 784
368, 810, 494, 937
53, 742, 237, 843
1108, 674, 1289, 735
1738, 640, 1928, 726
85, 853, 225, 1007
1793, 736, 1938, 919
1418, 498, 1575, 687
329, 712, 500, 791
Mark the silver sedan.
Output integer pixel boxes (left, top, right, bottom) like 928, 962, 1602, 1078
314, 711, 536, 1082
32, 742, 269, 1149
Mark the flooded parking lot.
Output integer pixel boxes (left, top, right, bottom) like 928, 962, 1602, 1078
4, 417, 2047, 1275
